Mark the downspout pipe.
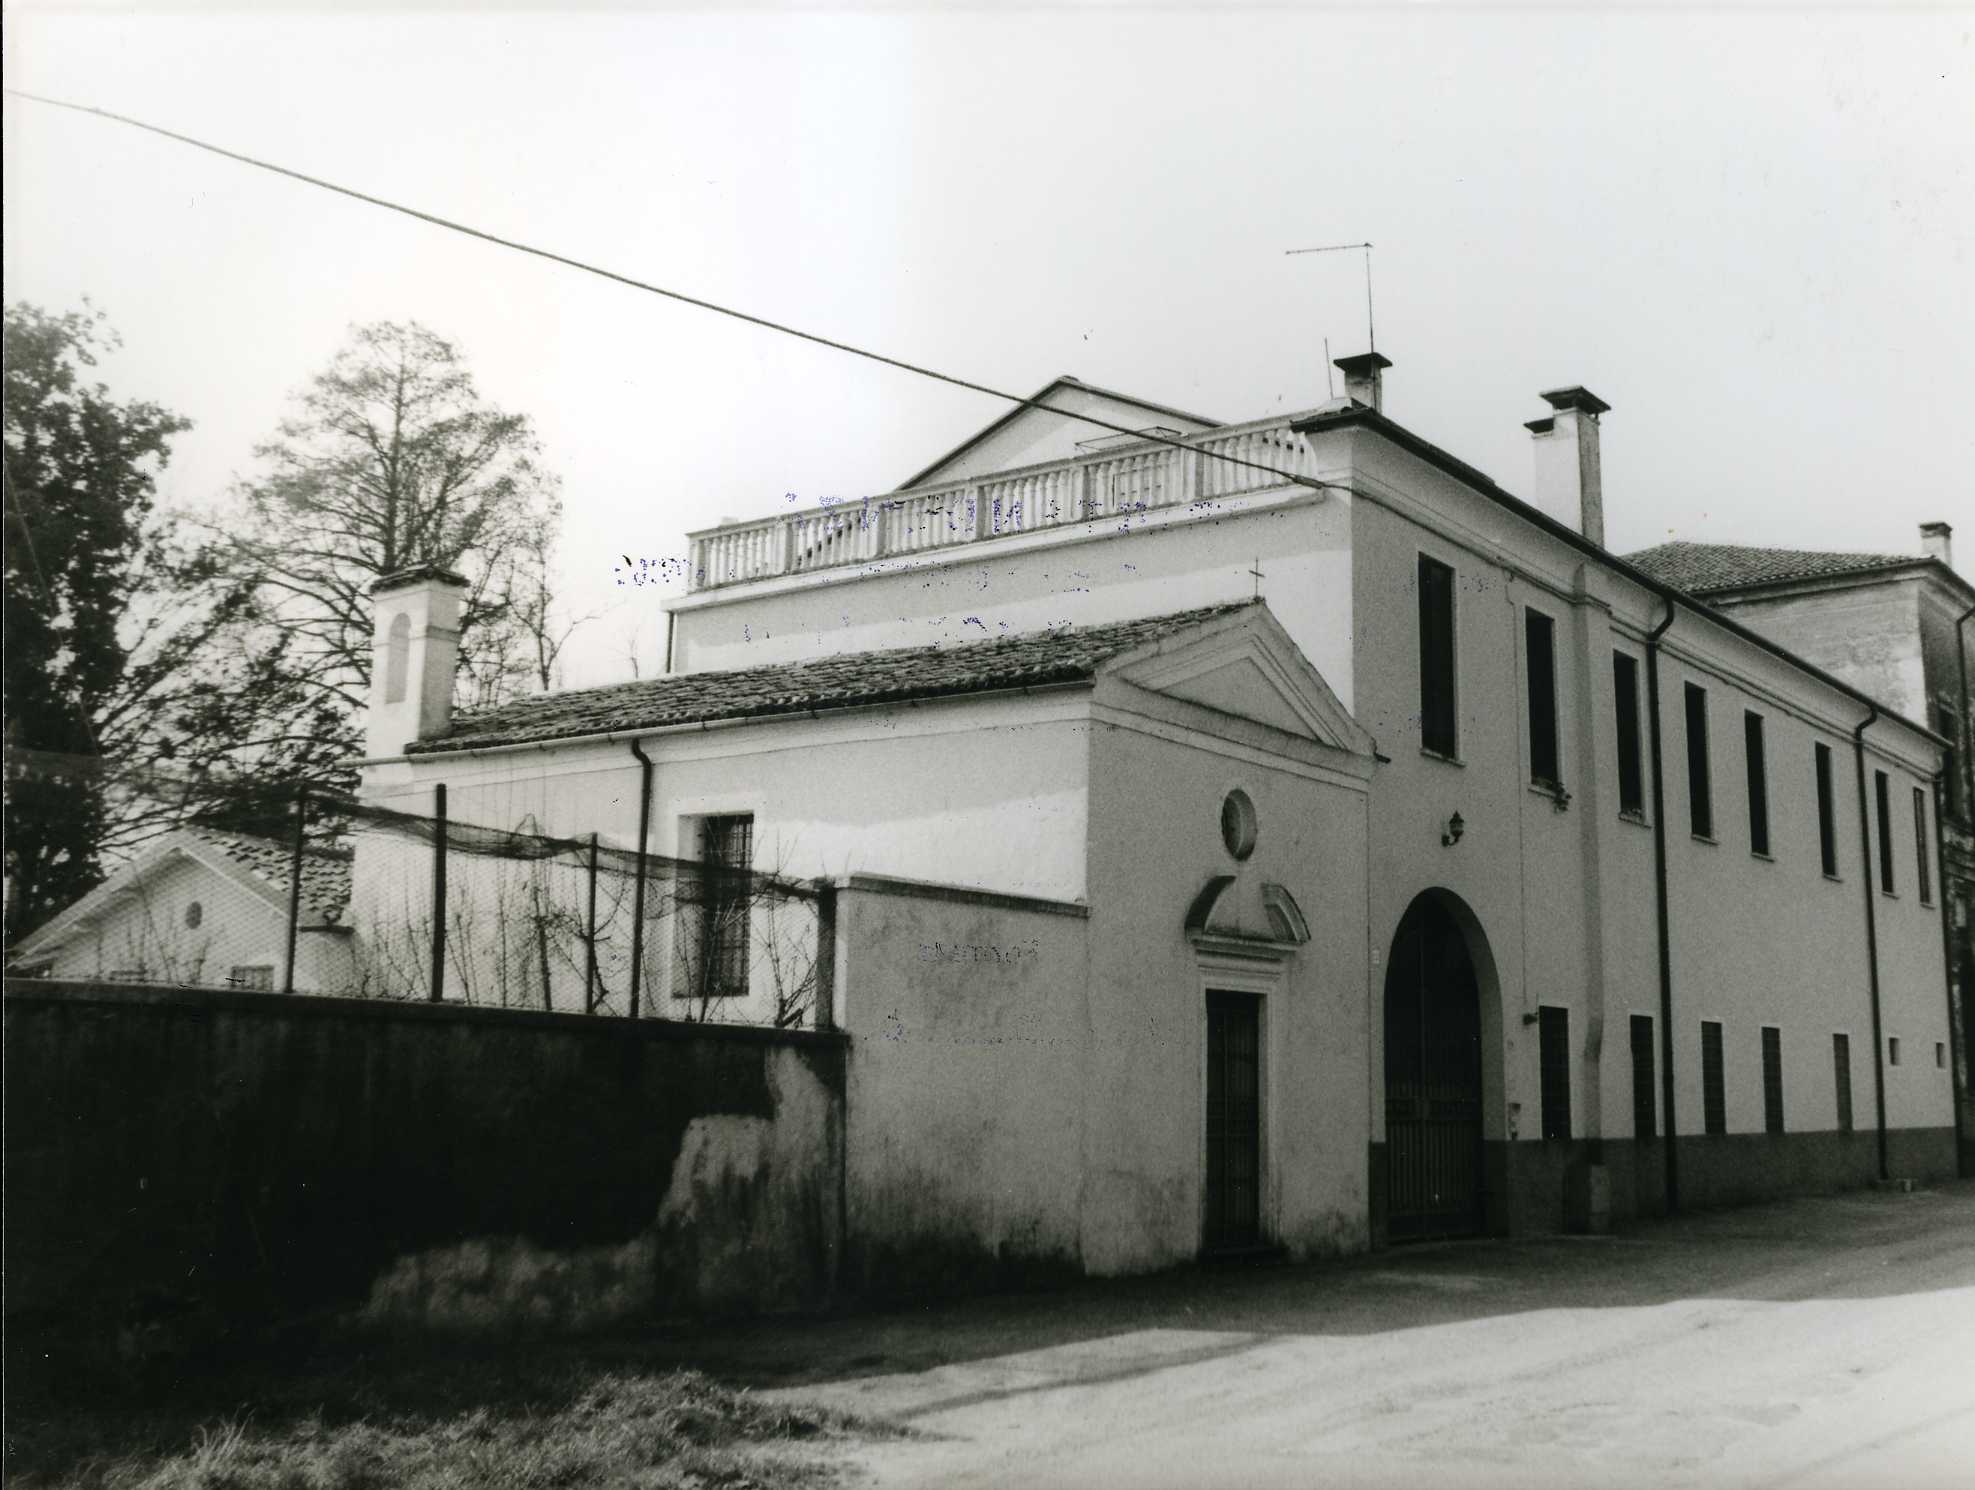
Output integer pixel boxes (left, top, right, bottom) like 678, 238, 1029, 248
1644, 596, 1680, 1212
1958, 603, 1974, 821
627, 738, 655, 1018
1935, 773, 1967, 1178
1852, 705, 1889, 1181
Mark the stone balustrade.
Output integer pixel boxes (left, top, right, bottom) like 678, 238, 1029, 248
685, 413, 1322, 593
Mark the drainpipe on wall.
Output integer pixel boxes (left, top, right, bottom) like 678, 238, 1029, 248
1644, 596, 1680, 1213
627, 739, 655, 1019
1957, 605, 1975, 817
1935, 774, 1967, 1178
1851, 705, 1889, 1182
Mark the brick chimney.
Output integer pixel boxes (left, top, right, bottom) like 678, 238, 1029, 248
1525, 386, 1611, 548
366, 566, 467, 758
1920, 521, 1954, 571
1333, 351, 1392, 413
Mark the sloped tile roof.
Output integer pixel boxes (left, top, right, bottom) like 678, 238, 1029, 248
409, 603, 1255, 756
196, 831, 353, 925
1624, 541, 1917, 595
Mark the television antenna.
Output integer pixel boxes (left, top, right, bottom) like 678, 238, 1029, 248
1285, 241, 1376, 355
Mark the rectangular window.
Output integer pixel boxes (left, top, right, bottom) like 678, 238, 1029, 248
1525, 610, 1560, 789
1875, 770, 1895, 893
228, 965, 275, 992
1701, 1020, 1726, 1136
1889, 1036, 1902, 1067
1685, 684, 1714, 838
1418, 556, 1458, 758
1914, 787, 1932, 905
1613, 653, 1645, 817
683, 813, 754, 1001
1629, 1013, 1656, 1140
1744, 712, 1770, 856
1761, 1027, 1784, 1135
1815, 743, 1838, 877
1833, 1033, 1854, 1133
1938, 1041, 1948, 1070
1539, 1005, 1571, 1140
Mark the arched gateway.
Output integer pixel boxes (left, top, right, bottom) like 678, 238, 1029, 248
1383, 892, 1491, 1240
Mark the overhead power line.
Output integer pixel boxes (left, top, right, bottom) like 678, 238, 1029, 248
6, 88, 1343, 497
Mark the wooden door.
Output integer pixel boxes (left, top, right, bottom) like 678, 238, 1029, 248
1205, 991, 1262, 1252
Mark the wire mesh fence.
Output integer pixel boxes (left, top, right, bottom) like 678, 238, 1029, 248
6, 767, 832, 1030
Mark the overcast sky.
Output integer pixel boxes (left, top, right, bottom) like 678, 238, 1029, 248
5, 4, 1971, 686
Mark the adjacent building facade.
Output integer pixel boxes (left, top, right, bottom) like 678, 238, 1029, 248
352, 354, 1959, 1284
8, 829, 354, 993
1629, 528, 1975, 1170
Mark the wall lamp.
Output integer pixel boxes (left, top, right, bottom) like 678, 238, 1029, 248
1441, 811, 1465, 847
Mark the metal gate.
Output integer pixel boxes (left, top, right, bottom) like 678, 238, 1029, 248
1384, 896, 1484, 1240
1204, 991, 1261, 1252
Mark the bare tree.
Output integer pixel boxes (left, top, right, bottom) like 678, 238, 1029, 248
212, 321, 567, 781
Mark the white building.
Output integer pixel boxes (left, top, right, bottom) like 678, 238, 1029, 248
9, 829, 354, 994
355, 353, 1959, 1280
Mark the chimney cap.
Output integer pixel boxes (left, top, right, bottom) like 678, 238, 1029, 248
1920, 521, 1953, 538
1539, 386, 1612, 416
370, 565, 469, 597
1333, 351, 1394, 376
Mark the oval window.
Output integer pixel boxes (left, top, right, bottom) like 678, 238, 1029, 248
1220, 790, 1258, 861
184, 900, 204, 930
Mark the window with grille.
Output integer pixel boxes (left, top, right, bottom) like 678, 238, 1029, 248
228, 965, 274, 992
1914, 787, 1932, 905
1629, 1013, 1656, 1140
1539, 1005, 1571, 1141
1760, 1027, 1784, 1135
686, 814, 753, 1000
1701, 1020, 1726, 1136
1525, 610, 1560, 789
1613, 653, 1645, 818
1815, 743, 1838, 877
1744, 712, 1770, 856
1418, 555, 1458, 759
1685, 684, 1713, 838
1832, 1033, 1853, 1133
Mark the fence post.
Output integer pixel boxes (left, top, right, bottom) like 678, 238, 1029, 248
429, 782, 447, 1002
585, 831, 600, 1014
814, 882, 838, 1031
627, 741, 654, 1018
282, 786, 307, 994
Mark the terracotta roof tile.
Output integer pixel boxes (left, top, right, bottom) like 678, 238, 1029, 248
408, 604, 1253, 756
1624, 541, 1916, 594
196, 831, 352, 925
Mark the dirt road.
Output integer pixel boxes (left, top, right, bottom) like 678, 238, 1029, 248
749, 1185, 1975, 1490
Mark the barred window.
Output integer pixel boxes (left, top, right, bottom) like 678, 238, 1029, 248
1701, 1020, 1726, 1136
1538, 1006, 1571, 1140
689, 814, 753, 1000
1833, 1033, 1853, 1133
1761, 1027, 1784, 1135
1629, 1013, 1656, 1140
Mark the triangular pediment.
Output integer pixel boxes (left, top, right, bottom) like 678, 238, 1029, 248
900, 376, 1222, 489
1101, 605, 1375, 760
